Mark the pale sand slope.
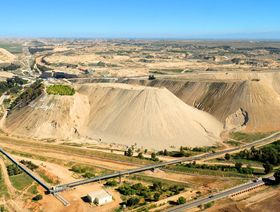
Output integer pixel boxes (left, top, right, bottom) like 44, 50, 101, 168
3, 83, 223, 149
0, 48, 16, 63
123, 72, 280, 132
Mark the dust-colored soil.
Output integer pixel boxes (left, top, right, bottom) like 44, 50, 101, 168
0, 48, 15, 63
205, 187, 280, 212
4, 83, 223, 149
120, 71, 280, 132
12, 155, 76, 184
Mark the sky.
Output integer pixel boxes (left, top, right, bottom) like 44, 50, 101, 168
0, 0, 280, 39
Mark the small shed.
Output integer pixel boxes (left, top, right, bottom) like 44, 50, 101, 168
87, 190, 113, 205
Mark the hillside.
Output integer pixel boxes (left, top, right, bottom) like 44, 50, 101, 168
3, 83, 223, 149
120, 72, 280, 132
0, 48, 16, 63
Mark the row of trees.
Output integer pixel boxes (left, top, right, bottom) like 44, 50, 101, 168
20, 160, 38, 171
235, 143, 280, 166
181, 161, 254, 174
124, 147, 159, 161
9, 80, 44, 110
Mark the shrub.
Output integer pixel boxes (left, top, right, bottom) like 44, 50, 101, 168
126, 197, 140, 206
225, 153, 231, 160
104, 180, 118, 187
20, 160, 38, 171
177, 196, 186, 205
32, 194, 43, 201
9, 80, 43, 110
274, 170, 280, 184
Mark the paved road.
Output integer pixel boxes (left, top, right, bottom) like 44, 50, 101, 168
166, 178, 268, 212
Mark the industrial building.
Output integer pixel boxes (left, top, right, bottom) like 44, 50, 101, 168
87, 190, 113, 205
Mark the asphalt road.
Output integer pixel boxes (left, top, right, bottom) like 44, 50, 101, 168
166, 178, 266, 212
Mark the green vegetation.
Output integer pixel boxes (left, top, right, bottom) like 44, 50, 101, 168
46, 84, 75, 96
234, 141, 280, 173
0, 43, 22, 53
274, 170, 280, 184
28, 184, 38, 195
20, 160, 38, 171
6, 164, 22, 176
0, 205, 5, 212
225, 153, 231, 160
9, 80, 44, 110
157, 146, 217, 158
32, 194, 43, 201
0, 76, 27, 96
129, 174, 188, 188
117, 181, 185, 208
10, 173, 33, 190
177, 161, 254, 175
168, 163, 254, 178
204, 201, 214, 209
125, 147, 159, 161
70, 164, 109, 179
177, 196, 186, 205
0, 169, 8, 197
224, 140, 242, 146
229, 131, 273, 143
104, 179, 118, 187
37, 169, 58, 184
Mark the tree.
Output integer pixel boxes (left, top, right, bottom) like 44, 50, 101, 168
154, 192, 161, 201
124, 148, 133, 157
163, 149, 168, 156
235, 162, 243, 171
137, 152, 144, 159
274, 170, 280, 184
225, 153, 231, 161
32, 194, 43, 201
126, 197, 140, 206
263, 162, 273, 174
151, 152, 158, 161
177, 196, 186, 205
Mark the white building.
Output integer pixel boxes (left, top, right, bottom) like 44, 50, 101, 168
87, 190, 113, 205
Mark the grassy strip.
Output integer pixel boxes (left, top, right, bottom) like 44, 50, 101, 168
128, 174, 189, 187
229, 131, 275, 143
0, 167, 8, 198
166, 165, 254, 178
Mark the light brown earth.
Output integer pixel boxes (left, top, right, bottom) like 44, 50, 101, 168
205, 187, 280, 212
0, 48, 15, 63
122, 71, 280, 132
3, 83, 223, 149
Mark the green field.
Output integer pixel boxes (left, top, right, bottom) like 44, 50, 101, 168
229, 131, 274, 143
0, 168, 8, 197
10, 173, 33, 190
0, 43, 22, 53
46, 84, 75, 95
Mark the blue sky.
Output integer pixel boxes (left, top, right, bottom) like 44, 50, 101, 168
0, 0, 280, 39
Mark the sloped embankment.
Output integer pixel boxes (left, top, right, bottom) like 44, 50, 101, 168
121, 73, 280, 132
4, 83, 223, 149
